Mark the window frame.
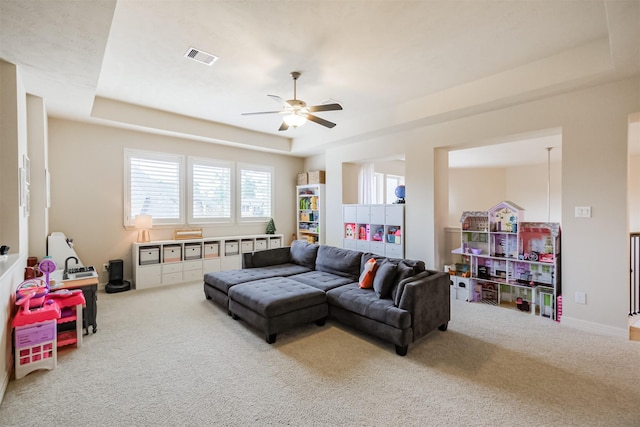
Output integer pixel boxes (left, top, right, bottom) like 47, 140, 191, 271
237, 163, 274, 223
187, 156, 234, 224
124, 148, 185, 227
124, 150, 276, 228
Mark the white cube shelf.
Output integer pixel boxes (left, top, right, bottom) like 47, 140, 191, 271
132, 234, 283, 290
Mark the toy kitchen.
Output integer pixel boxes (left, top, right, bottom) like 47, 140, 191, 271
46, 232, 98, 334
46, 232, 98, 284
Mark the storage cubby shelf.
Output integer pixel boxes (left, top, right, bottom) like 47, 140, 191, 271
342, 204, 404, 258
132, 234, 283, 290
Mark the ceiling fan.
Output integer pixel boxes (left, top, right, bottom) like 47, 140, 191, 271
242, 71, 342, 131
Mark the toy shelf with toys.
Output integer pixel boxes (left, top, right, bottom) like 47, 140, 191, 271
342, 204, 404, 258
296, 184, 325, 244
453, 201, 561, 320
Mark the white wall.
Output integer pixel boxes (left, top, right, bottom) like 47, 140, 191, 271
27, 95, 49, 259
447, 161, 562, 227
0, 60, 30, 402
323, 76, 639, 336
373, 160, 405, 176
303, 153, 325, 173
506, 162, 562, 223
448, 168, 506, 226
48, 119, 304, 284
341, 163, 360, 204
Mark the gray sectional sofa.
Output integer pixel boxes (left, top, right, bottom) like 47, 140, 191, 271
203, 240, 450, 356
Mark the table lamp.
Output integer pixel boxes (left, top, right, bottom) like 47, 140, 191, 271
135, 215, 152, 243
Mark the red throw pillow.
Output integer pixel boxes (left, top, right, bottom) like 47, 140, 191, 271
359, 258, 378, 289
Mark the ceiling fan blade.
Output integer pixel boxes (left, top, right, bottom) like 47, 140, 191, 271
278, 121, 290, 131
306, 114, 337, 128
241, 110, 282, 116
308, 103, 343, 112
268, 94, 291, 107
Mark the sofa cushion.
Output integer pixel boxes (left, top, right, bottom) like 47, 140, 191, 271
326, 283, 411, 329
229, 277, 326, 317
290, 240, 319, 269
204, 264, 311, 293
288, 271, 356, 292
316, 245, 362, 280
373, 261, 398, 299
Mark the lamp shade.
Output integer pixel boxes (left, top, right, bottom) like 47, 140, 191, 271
134, 215, 152, 243
135, 215, 153, 229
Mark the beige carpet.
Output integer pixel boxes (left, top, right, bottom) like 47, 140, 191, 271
1, 281, 639, 426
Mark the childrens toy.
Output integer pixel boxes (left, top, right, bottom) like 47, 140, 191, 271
345, 223, 355, 239
16, 278, 49, 309
394, 228, 402, 245
358, 224, 370, 240
13, 288, 62, 380
15, 291, 37, 314
38, 257, 56, 287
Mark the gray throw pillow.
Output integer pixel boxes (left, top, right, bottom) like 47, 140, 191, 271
373, 261, 398, 299
391, 261, 415, 304
290, 240, 319, 269
401, 259, 426, 274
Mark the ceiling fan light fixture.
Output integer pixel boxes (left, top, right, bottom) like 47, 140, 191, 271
283, 113, 307, 128
242, 71, 341, 131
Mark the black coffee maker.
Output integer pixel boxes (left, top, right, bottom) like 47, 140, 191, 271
105, 259, 131, 293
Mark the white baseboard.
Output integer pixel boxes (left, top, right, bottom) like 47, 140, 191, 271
560, 315, 629, 339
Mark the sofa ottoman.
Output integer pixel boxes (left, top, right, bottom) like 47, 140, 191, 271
228, 277, 328, 344
204, 263, 311, 310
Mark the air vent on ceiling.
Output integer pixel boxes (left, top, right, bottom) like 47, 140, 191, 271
184, 47, 218, 66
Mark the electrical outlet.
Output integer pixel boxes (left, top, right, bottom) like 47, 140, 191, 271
574, 206, 591, 218
103, 263, 109, 272
575, 291, 586, 304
